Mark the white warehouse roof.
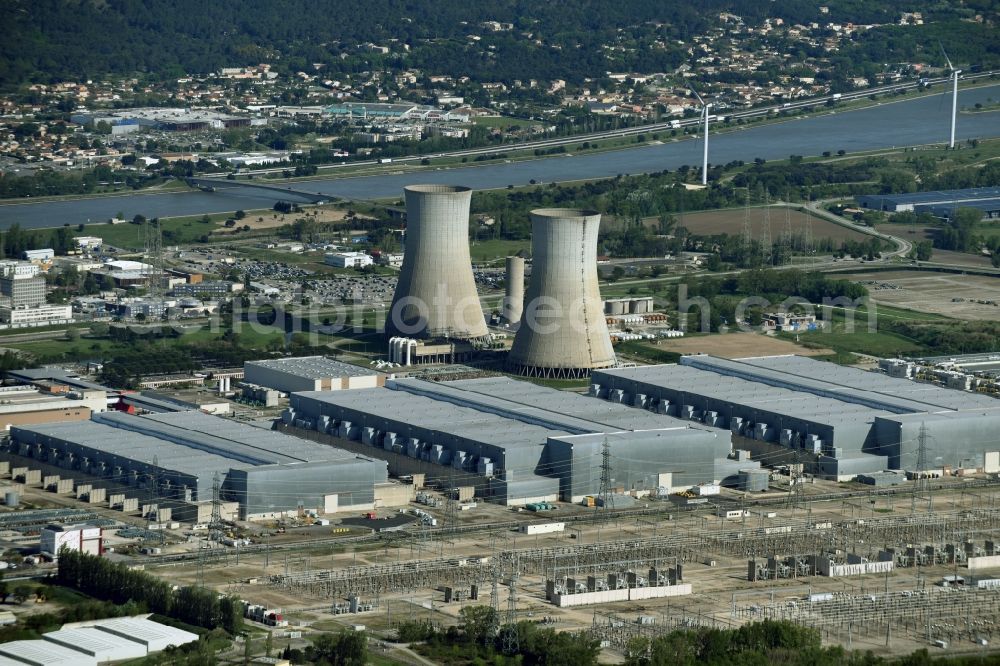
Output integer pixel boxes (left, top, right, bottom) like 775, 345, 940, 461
246, 356, 378, 379
89, 616, 198, 652
44, 627, 146, 661
0, 640, 97, 666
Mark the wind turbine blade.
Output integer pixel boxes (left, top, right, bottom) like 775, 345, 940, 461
689, 86, 705, 106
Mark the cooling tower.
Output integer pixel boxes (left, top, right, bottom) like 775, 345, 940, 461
507, 209, 616, 378
385, 185, 488, 340
502, 255, 525, 326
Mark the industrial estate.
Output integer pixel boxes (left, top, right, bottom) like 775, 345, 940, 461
0, 170, 998, 664
0, 2, 999, 665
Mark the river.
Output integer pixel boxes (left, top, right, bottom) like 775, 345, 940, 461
2, 84, 998, 231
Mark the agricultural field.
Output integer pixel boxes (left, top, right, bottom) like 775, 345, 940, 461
673, 206, 870, 243
837, 270, 1000, 320
617, 331, 833, 360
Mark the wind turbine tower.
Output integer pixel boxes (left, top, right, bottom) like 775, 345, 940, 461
692, 88, 710, 186
942, 45, 961, 148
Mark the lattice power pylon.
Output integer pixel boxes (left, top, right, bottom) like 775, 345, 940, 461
598, 437, 614, 511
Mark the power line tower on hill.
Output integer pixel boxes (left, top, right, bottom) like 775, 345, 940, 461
598, 437, 614, 511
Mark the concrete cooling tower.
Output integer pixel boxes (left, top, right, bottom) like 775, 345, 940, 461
507, 208, 616, 378
501, 255, 524, 326
385, 185, 488, 340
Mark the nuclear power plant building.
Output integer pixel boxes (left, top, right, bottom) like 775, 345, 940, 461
386, 184, 488, 340
508, 209, 616, 378
283, 377, 750, 505
592, 354, 1000, 479
8, 410, 388, 519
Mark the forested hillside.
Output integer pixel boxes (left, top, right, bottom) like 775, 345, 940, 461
1, 0, 996, 87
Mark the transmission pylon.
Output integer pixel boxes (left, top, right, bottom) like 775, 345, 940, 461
142, 218, 165, 307
445, 468, 458, 535
598, 437, 614, 511
912, 423, 932, 513
488, 562, 502, 641
781, 191, 793, 253
502, 557, 519, 654
760, 193, 772, 264
803, 210, 814, 254
786, 447, 803, 509
741, 189, 753, 251
150, 455, 165, 544
210, 471, 224, 542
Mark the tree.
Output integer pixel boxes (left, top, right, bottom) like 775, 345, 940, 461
64, 328, 80, 342
308, 631, 367, 666
458, 605, 497, 645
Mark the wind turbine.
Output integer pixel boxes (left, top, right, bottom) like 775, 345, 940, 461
691, 87, 711, 186
941, 44, 961, 148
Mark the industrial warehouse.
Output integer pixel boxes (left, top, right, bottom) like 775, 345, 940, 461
591, 354, 1000, 479
856, 186, 1000, 218
243, 355, 384, 393
282, 376, 757, 505
8, 410, 388, 519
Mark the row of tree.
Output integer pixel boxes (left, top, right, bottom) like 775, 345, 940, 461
57, 549, 243, 634
395, 605, 601, 665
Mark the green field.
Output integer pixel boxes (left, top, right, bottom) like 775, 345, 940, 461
469, 239, 530, 263
4, 325, 287, 364
73, 213, 234, 250
472, 116, 538, 129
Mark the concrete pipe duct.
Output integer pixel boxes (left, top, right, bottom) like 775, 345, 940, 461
385, 185, 488, 340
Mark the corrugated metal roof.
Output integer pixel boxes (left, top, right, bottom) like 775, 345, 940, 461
737, 355, 999, 412
434, 377, 703, 433
246, 356, 377, 379
22, 420, 251, 479
597, 362, 893, 428
43, 627, 145, 659
19, 410, 364, 482
92, 616, 198, 646
296, 375, 712, 450
0, 640, 96, 666
859, 186, 1000, 206
297, 388, 563, 449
